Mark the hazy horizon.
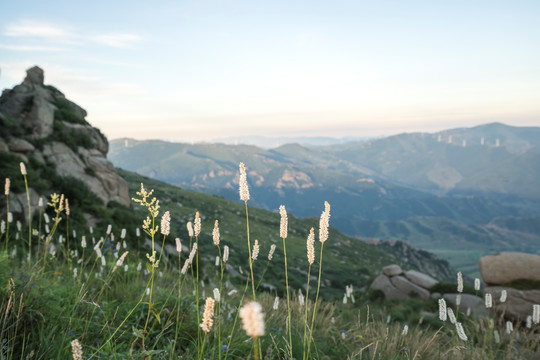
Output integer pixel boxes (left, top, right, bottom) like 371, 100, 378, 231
1, 0, 539, 142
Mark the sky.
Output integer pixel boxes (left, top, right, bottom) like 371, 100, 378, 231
1, 0, 539, 143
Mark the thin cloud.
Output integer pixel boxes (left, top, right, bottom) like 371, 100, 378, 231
0, 44, 70, 52
3, 20, 142, 48
90, 33, 142, 48
4, 20, 72, 40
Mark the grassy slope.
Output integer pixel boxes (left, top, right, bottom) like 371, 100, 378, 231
119, 169, 429, 299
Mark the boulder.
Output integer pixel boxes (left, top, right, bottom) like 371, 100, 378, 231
370, 274, 408, 300
390, 275, 430, 300
405, 270, 438, 289
382, 264, 403, 277
479, 252, 540, 285
8, 138, 35, 153
484, 286, 540, 321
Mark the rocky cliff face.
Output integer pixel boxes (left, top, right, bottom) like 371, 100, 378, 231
0, 66, 130, 214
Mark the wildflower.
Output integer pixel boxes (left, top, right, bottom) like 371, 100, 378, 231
4, 178, 10, 195
299, 291, 305, 306
161, 211, 170, 235
175, 238, 182, 253
1, 220, 4, 234
213, 220, 220, 245
239, 301, 265, 338
485, 293, 493, 308
252, 239, 259, 260
239, 162, 250, 202
402, 325, 408, 336
7, 212, 12, 223
279, 205, 287, 239
273, 296, 279, 310
455, 322, 468, 341
73, 268, 78, 278
187, 222, 194, 237
123, 240, 127, 249
533, 304, 540, 324
137, 262, 142, 272
71, 339, 83, 360
19, 162, 27, 176
447, 308, 457, 324
223, 245, 229, 263
228, 289, 238, 296
306, 227, 315, 265
215, 256, 220, 266
194, 212, 201, 237
268, 244, 276, 261
65, 198, 70, 216
500, 290, 507, 303
101, 256, 106, 266
113, 251, 129, 272
188, 243, 197, 263
474, 278, 480, 291
136, 227, 140, 237
106, 224, 112, 235
38, 197, 43, 207
506, 321, 513, 334
213, 288, 220, 302
438, 299, 447, 321
457, 272, 463, 293
200, 297, 215, 334
121, 228, 126, 239
526, 315, 532, 328
319, 201, 330, 244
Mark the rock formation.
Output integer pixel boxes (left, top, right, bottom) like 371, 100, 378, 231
479, 252, 540, 284
370, 264, 438, 300
0, 66, 130, 218
478, 252, 540, 321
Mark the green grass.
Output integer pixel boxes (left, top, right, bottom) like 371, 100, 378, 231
0, 166, 539, 359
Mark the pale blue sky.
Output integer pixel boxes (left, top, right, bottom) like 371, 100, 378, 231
1, 0, 539, 142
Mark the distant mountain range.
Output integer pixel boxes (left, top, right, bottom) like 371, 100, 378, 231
109, 123, 540, 274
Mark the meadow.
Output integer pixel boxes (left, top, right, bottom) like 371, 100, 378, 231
1, 162, 539, 359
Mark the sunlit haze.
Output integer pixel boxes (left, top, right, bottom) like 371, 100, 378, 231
1, 0, 539, 143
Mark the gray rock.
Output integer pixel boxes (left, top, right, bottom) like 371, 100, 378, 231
484, 286, 540, 321
23, 66, 44, 85
370, 274, 408, 299
479, 252, 540, 285
390, 275, 430, 300
382, 264, 403, 277
4, 188, 42, 220
404, 270, 438, 289
443, 293, 487, 319
8, 138, 35, 153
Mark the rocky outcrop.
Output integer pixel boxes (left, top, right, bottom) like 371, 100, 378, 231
370, 239, 455, 281
370, 264, 438, 300
479, 252, 540, 285
483, 286, 540, 321
0, 66, 130, 212
478, 252, 540, 321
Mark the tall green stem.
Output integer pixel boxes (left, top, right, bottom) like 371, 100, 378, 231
283, 236, 292, 357
306, 243, 325, 359
243, 202, 256, 300
302, 264, 312, 360
23, 173, 31, 261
